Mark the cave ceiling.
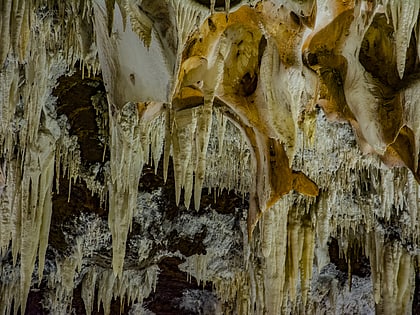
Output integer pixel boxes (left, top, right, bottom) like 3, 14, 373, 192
0, 0, 420, 314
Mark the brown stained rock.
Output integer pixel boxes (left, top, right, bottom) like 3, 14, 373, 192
381, 126, 416, 170
360, 13, 420, 89
240, 72, 258, 97
302, 10, 354, 121
172, 87, 204, 112
256, 1, 305, 67
218, 104, 318, 235
292, 171, 319, 197
359, 14, 400, 88
265, 137, 295, 210
136, 4, 320, 236
303, 6, 420, 183
204, 6, 319, 229
358, 14, 420, 179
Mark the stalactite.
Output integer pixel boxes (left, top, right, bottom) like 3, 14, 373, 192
81, 266, 98, 315
366, 232, 415, 315
169, 0, 207, 54
194, 97, 214, 210
54, 119, 81, 196
301, 219, 315, 307
19, 129, 58, 315
404, 82, 420, 174
259, 39, 297, 162
0, 264, 20, 315
0, 60, 19, 161
108, 102, 144, 277
261, 201, 289, 314
46, 239, 83, 314
52, 264, 159, 315
204, 111, 253, 199
1, 1, 420, 314
384, 0, 420, 79
171, 108, 197, 208
0, 0, 13, 66
210, 0, 216, 14
0, 6, 98, 310
0, 6, 80, 311
149, 113, 165, 174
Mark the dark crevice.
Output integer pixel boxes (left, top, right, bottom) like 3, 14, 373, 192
328, 237, 371, 279
51, 176, 106, 255
145, 257, 214, 315
413, 266, 420, 315
53, 68, 109, 166
71, 281, 130, 315
194, 0, 242, 10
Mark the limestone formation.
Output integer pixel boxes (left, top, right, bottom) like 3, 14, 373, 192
0, 0, 419, 314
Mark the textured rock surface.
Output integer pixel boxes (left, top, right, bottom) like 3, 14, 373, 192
0, 0, 420, 314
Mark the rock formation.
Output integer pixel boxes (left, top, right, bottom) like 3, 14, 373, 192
0, 0, 419, 314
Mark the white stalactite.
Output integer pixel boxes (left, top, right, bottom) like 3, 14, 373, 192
108, 102, 144, 278
1, 1, 420, 314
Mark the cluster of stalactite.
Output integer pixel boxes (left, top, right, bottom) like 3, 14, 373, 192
0, 0, 419, 314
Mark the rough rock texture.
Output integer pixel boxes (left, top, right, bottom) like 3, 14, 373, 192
0, 0, 420, 314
